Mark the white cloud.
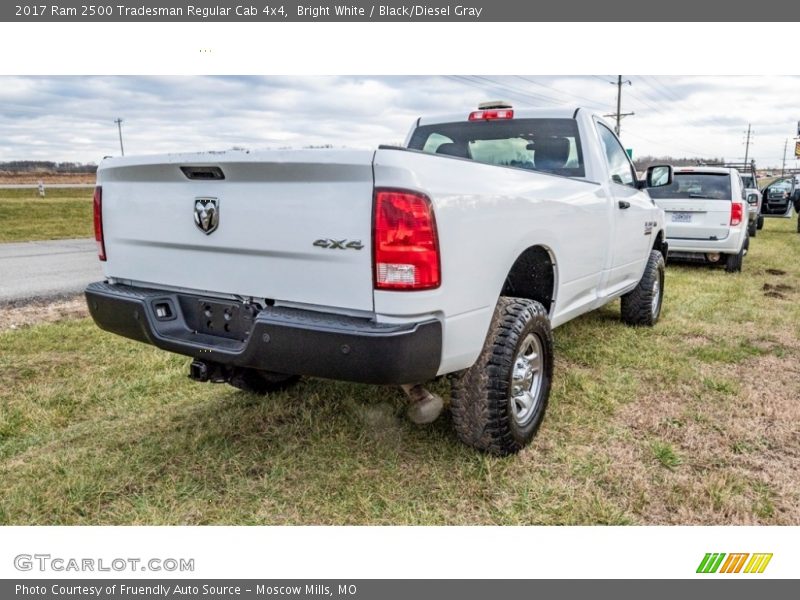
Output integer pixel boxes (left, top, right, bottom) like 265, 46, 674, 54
1, 75, 798, 167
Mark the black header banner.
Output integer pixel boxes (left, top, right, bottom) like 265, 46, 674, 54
4, 0, 800, 21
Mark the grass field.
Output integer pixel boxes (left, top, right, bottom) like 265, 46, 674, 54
0, 219, 798, 525
0, 188, 93, 242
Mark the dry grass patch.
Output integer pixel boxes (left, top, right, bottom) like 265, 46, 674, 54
0, 295, 88, 331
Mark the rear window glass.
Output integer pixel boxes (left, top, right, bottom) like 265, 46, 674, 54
648, 172, 732, 200
408, 118, 585, 178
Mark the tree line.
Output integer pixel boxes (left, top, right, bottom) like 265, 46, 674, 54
0, 161, 98, 173
633, 155, 726, 170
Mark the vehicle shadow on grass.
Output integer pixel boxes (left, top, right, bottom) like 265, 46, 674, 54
3, 373, 511, 525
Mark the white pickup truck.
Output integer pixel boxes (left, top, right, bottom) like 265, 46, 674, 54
85, 104, 673, 455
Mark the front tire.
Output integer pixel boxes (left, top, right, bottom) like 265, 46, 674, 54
450, 297, 553, 456
756, 215, 764, 230
621, 249, 665, 326
748, 219, 757, 237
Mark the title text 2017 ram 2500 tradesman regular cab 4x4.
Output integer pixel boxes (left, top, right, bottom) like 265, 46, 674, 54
85, 104, 673, 455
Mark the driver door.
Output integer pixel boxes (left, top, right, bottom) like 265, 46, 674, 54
595, 121, 654, 295
761, 178, 794, 217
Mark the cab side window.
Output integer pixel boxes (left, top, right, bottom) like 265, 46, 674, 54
596, 123, 637, 188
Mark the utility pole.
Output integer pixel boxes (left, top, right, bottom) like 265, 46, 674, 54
604, 75, 634, 135
781, 139, 788, 177
114, 118, 125, 156
742, 124, 752, 169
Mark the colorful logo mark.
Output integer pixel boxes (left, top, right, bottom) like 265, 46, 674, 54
697, 553, 773, 574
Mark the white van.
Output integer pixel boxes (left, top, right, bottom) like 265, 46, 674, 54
649, 167, 749, 272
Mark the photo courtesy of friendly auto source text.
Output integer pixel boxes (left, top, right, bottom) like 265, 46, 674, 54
0, 0, 799, 593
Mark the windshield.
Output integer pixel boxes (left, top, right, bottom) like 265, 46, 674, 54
770, 179, 792, 193
407, 118, 585, 177
648, 172, 732, 200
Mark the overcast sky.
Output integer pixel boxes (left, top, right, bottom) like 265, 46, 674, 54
2, 75, 799, 168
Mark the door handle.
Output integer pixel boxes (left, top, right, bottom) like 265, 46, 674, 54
618, 200, 631, 209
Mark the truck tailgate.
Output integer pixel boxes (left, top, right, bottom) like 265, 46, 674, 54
98, 150, 376, 312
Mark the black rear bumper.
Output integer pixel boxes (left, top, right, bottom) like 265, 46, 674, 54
84, 282, 442, 385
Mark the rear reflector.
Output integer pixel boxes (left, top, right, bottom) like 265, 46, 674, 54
373, 189, 440, 290
730, 201, 743, 226
468, 109, 514, 121
93, 186, 106, 261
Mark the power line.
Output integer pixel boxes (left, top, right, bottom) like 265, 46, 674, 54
446, 76, 555, 108
622, 88, 672, 118
621, 130, 715, 159
513, 76, 609, 111
448, 75, 610, 112
640, 76, 732, 130
468, 75, 569, 106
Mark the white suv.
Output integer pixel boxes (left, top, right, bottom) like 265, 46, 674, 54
648, 167, 749, 272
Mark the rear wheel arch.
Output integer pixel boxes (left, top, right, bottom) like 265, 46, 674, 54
500, 245, 557, 314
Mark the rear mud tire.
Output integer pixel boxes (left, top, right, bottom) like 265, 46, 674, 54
450, 297, 553, 456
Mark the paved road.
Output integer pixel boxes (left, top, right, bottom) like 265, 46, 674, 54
0, 238, 102, 303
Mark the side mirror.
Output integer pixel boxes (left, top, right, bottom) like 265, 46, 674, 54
643, 165, 673, 188
747, 193, 759, 205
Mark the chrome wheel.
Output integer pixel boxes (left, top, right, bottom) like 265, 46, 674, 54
510, 333, 544, 427
651, 274, 661, 318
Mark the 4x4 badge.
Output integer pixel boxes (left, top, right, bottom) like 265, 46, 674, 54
313, 238, 364, 250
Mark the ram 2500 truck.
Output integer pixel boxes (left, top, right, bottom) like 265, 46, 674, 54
85, 104, 673, 455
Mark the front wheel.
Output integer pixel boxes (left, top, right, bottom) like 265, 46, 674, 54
621, 249, 665, 326
756, 215, 764, 230
748, 219, 757, 237
450, 297, 554, 456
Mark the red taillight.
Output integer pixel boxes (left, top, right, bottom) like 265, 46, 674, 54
468, 109, 514, 121
730, 201, 743, 226
373, 189, 440, 290
93, 186, 106, 261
